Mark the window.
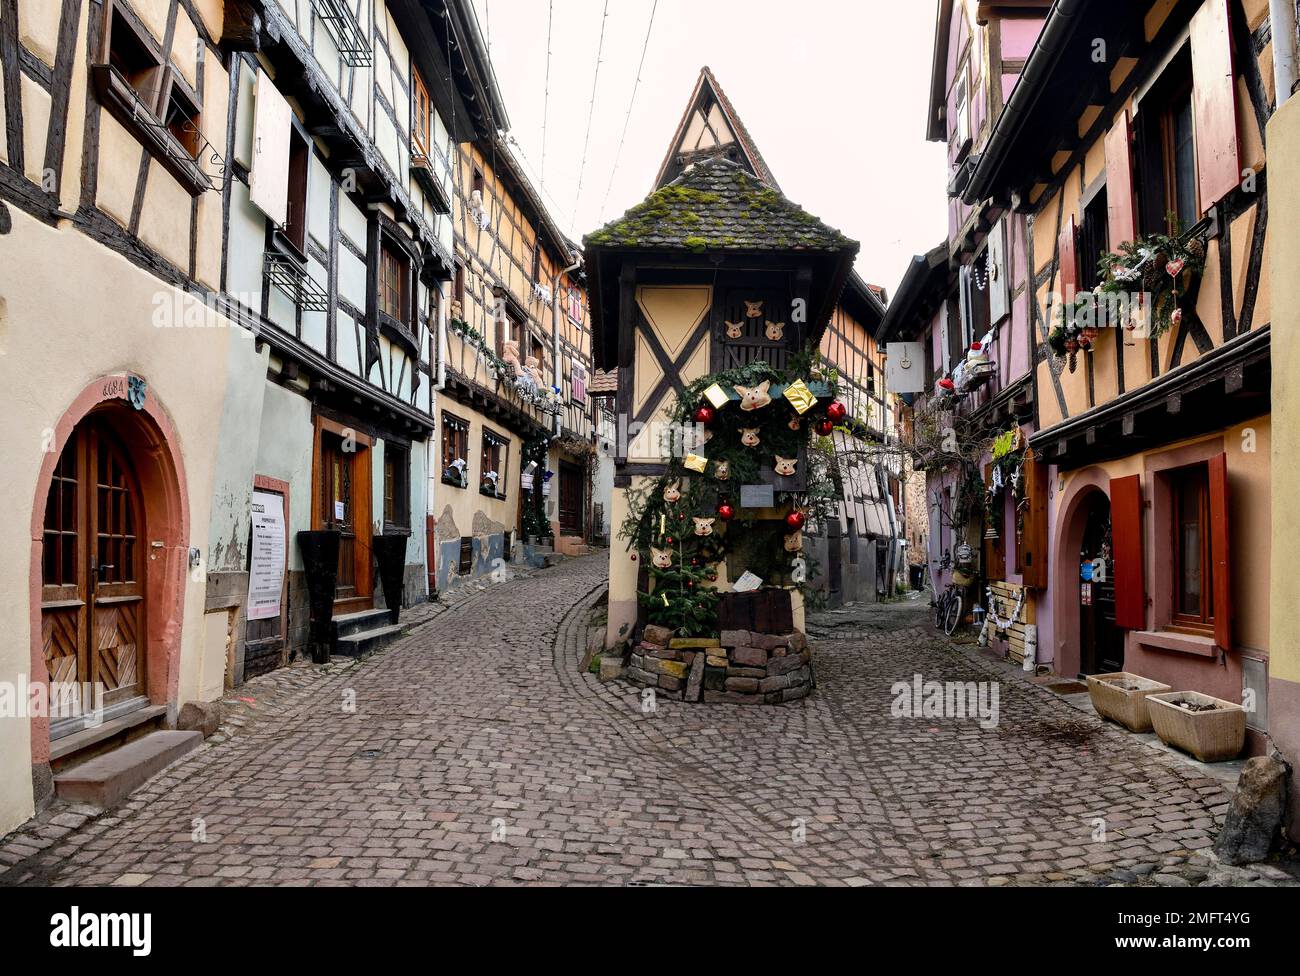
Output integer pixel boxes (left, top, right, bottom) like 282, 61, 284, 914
1079, 187, 1110, 293
441, 413, 469, 488
1171, 464, 1214, 628
161, 75, 201, 159
480, 429, 508, 498
1138, 47, 1198, 236
567, 287, 583, 324
379, 238, 408, 322
530, 336, 546, 375
453, 264, 466, 313
411, 69, 431, 155
953, 72, 971, 157
283, 126, 311, 254
383, 443, 410, 529
104, 1, 164, 108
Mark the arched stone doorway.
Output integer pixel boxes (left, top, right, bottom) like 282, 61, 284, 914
28, 377, 189, 780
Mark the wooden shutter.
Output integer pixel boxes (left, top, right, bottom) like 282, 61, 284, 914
1190, 0, 1241, 210
957, 265, 973, 349
984, 464, 1006, 582
1057, 214, 1079, 301
988, 218, 1009, 325
1111, 474, 1146, 630
1208, 452, 1232, 651
1104, 110, 1137, 246
249, 69, 291, 227
1020, 448, 1049, 589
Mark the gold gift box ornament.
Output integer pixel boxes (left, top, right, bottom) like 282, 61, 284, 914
683, 453, 709, 473
783, 379, 817, 415
702, 383, 730, 409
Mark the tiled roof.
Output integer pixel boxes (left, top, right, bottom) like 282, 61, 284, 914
584, 156, 855, 254
589, 369, 618, 394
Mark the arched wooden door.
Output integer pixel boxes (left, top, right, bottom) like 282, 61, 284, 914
41, 417, 147, 731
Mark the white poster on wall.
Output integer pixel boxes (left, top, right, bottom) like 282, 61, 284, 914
248, 490, 287, 620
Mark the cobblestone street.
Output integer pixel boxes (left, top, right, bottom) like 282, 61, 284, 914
1, 555, 1292, 887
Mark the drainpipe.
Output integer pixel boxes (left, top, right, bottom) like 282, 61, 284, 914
1271, 0, 1299, 104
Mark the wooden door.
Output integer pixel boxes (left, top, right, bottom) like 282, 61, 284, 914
319, 432, 357, 600
41, 419, 147, 729
559, 461, 584, 537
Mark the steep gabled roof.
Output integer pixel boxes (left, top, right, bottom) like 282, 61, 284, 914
653, 67, 780, 190
585, 156, 854, 254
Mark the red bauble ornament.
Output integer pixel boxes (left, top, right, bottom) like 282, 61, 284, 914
630, 553, 638, 562
786, 511, 807, 531
815, 418, 835, 436
826, 400, 847, 422
717, 502, 735, 521
691, 558, 699, 566
693, 405, 715, 425
707, 573, 717, 582
665, 536, 674, 545
687, 581, 695, 589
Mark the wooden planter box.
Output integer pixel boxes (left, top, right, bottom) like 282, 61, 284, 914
1086, 672, 1172, 732
1146, 691, 1246, 762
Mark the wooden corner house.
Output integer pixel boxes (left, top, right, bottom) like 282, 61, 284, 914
584, 151, 859, 661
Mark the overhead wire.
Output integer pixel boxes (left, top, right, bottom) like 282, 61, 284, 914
597, 0, 659, 224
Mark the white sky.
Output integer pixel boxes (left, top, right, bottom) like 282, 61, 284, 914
470, 0, 949, 297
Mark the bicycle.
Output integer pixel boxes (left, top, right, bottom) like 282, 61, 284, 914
932, 581, 964, 636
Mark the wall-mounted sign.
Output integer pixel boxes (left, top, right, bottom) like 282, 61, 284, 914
740, 484, 775, 509
248, 490, 287, 620
885, 342, 926, 394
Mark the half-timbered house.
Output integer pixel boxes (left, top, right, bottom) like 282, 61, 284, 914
585, 150, 859, 648
435, 131, 591, 592
877, 0, 1049, 665
0, 0, 266, 833
645, 67, 905, 608
965, 0, 1279, 755
211, 0, 492, 669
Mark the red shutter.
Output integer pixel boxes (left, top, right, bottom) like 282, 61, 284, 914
1104, 110, 1137, 246
1208, 452, 1232, 651
1058, 214, 1079, 301
1190, 0, 1241, 210
1020, 449, 1049, 589
1111, 474, 1145, 630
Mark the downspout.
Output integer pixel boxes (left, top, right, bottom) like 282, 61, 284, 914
1271, 0, 1299, 104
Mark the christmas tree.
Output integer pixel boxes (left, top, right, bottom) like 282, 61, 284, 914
638, 530, 721, 638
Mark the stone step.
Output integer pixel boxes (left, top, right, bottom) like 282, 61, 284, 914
333, 608, 394, 639
53, 730, 203, 809
334, 622, 405, 657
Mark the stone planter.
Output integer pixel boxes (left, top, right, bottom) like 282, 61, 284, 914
372, 532, 409, 625
1086, 672, 1172, 732
1146, 691, 1247, 762
297, 529, 340, 663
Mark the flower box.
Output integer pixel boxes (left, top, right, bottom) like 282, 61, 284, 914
1146, 691, 1246, 762
1086, 672, 1171, 732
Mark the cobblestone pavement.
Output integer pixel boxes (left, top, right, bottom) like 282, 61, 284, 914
1, 555, 1294, 887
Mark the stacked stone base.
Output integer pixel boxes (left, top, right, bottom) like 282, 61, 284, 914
625, 625, 813, 705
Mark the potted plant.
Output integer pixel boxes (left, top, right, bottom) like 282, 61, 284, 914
1146, 690, 1247, 762
1086, 672, 1172, 732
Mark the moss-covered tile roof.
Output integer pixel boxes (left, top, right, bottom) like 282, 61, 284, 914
583, 156, 856, 254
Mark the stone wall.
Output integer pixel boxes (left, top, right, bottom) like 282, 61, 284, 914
625, 625, 813, 705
